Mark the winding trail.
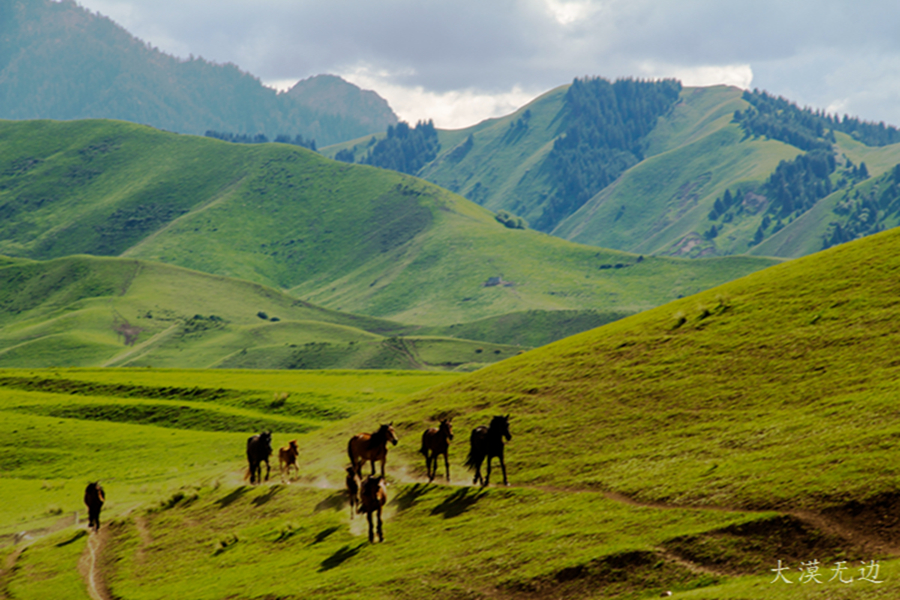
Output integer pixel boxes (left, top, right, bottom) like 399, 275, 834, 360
79, 528, 112, 600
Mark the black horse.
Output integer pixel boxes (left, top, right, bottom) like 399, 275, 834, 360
465, 415, 512, 487
246, 431, 273, 484
84, 482, 105, 532
420, 418, 453, 482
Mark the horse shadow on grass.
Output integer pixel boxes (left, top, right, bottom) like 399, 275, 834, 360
251, 485, 284, 507
318, 543, 365, 572
314, 491, 347, 513
390, 483, 432, 512
216, 486, 250, 508
55, 530, 87, 547
430, 488, 488, 519
311, 525, 341, 545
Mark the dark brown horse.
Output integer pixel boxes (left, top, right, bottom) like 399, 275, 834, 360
347, 423, 398, 478
84, 482, 105, 532
465, 415, 512, 487
420, 418, 453, 482
246, 431, 272, 484
345, 466, 360, 519
359, 475, 387, 543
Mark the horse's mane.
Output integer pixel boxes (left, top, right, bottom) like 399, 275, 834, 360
368, 424, 391, 449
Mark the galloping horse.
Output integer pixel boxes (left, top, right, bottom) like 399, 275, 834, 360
84, 482, 105, 532
465, 415, 512, 487
246, 431, 273, 484
345, 466, 360, 519
278, 439, 299, 482
347, 423, 398, 478
420, 418, 453, 482
359, 475, 387, 543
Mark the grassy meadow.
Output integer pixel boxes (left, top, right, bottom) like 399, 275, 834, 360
3, 228, 900, 598
0, 254, 532, 370
0, 119, 778, 329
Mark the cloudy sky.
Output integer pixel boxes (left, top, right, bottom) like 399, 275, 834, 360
77, 0, 900, 130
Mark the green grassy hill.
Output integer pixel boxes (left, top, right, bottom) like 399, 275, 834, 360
0, 254, 530, 370
0, 119, 776, 331
3, 229, 900, 598
326, 83, 900, 261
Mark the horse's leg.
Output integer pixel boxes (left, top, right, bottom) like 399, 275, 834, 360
499, 449, 508, 486
377, 506, 384, 542
264, 458, 270, 482
443, 451, 451, 482
367, 510, 375, 543
484, 455, 492, 487
425, 451, 433, 482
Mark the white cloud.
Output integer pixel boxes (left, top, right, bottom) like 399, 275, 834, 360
339, 66, 541, 129
637, 62, 754, 90
544, 0, 596, 25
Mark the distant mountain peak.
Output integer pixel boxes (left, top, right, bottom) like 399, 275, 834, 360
285, 75, 398, 128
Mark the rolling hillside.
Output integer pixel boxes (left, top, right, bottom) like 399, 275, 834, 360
326, 82, 900, 261
0, 254, 530, 370
0, 0, 397, 145
0, 119, 777, 329
2, 228, 900, 598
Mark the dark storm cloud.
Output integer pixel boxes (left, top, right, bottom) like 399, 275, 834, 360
79, 0, 900, 126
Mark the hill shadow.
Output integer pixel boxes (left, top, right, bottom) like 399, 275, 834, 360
319, 543, 364, 572
430, 487, 487, 519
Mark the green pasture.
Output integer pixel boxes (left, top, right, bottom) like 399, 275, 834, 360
4, 228, 900, 598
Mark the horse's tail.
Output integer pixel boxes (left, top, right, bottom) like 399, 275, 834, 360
464, 439, 481, 472
419, 430, 428, 456
347, 436, 356, 473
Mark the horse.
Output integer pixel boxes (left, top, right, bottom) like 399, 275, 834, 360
246, 431, 272, 484
359, 475, 387, 543
347, 423, 398, 478
278, 439, 299, 482
420, 418, 453, 482
345, 466, 360, 518
465, 414, 512, 487
84, 482, 105, 532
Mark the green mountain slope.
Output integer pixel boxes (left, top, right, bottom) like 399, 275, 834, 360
4, 229, 900, 598
0, 0, 397, 145
0, 119, 777, 328
0, 254, 526, 370
553, 86, 803, 255
328, 82, 900, 261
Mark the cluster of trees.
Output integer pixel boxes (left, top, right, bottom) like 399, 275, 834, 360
204, 130, 316, 150
535, 77, 683, 231
761, 149, 836, 218
362, 121, 440, 175
707, 188, 745, 222
494, 210, 528, 230
824, 163, 900, 249
735, 90, 900, 149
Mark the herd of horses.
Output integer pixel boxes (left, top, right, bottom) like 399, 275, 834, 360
246, 414, 513, 543
81, 415, 512, 544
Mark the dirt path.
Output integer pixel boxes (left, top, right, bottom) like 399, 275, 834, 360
78, 528, 113, 600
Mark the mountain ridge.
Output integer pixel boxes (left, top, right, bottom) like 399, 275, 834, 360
0, 0, 397, 146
